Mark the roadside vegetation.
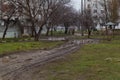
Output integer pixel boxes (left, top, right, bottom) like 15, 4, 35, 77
0, 41, 64, 56
32, 37, 120, 80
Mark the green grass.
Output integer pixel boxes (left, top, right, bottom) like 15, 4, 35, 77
0, 41, 64, 56
33, 39, 120, 80
41, 31, 71, 37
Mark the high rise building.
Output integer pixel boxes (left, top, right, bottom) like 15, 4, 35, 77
82, 0, 120, 28
82, 0, 106, 24
84, 0, 105, 14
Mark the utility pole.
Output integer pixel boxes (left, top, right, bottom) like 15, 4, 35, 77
0, 0, 3, 20
0, 0, 2, 19
80, 0, 84, 36
81, 0, 83, 13
84, 0, 86, 10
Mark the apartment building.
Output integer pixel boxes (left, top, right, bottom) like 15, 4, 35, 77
84, 0, 106, 23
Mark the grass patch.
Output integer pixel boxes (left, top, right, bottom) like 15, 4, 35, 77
0, 41, 64, 56
41, 32, 71, 37
33, 39, 120, 80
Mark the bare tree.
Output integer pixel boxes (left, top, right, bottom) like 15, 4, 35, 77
82, 9, 94, 38
45, 3, 65, 36
108, 0, 119, 23
13, 0, 70, 41
45, 4, 77, 36
47, 5, 76, 35
61, 6, 76, 34
100, 0, 119, 38
0, 1, 21, 39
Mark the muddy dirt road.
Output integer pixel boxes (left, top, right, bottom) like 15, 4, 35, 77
0, 39, 99, 80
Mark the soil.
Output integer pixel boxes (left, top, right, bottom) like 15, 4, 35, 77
0, 39, 99, 80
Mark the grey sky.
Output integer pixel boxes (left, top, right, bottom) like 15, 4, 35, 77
71, 0, 81, 10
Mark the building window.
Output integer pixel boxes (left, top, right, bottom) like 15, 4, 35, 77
87, 0, 91, 2
101, 10, 104, 13
94, 10, 97, 13
87, 4, 91, 9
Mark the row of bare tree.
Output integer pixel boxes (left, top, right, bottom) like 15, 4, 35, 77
79, 0, 120, 38
0, 0, 120, 40
1, 0, 78, 40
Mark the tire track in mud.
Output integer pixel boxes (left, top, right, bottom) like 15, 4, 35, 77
0, 39, 99, 80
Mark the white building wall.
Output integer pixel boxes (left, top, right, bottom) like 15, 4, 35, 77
84, 0, 105, 16
0, 20, 20, 38
0, 26, 20, 38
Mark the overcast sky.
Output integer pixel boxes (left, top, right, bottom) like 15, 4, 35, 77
71, 0, 81, 10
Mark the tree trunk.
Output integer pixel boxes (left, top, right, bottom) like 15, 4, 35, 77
64, 27, 68, 34
105, 26, 112, 41
72, 29, 75, 35
34, 21, 46, 41
51, 29, 53, 36
54, 27, 56, 31
88, 30, 91, 38
81, 26, 84, 36
51, 27, 53, 36
105, 26, 108, 36
46, 27, 50, 36
64, 23, 69, 34
31, 23, 36, 37
31, 28, 35, 37
34, 34, 39, 41
2, 23, 9, 40
34, 27, 43, 41
112, 26, 115, 38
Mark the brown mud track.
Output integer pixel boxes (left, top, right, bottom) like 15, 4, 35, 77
0, 39, 99, 80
